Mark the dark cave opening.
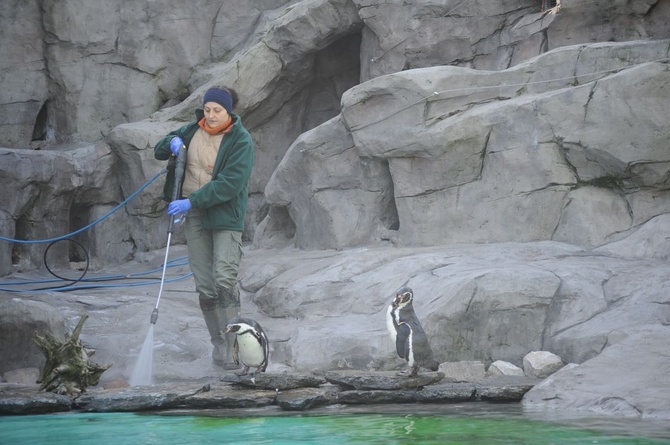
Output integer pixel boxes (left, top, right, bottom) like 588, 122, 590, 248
31, 101, 49, 142
10, 215, 30, 266
303, 32, 362, 132
68, 205, 90, 263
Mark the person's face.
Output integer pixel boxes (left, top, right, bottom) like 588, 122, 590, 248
204, 102, 229, 127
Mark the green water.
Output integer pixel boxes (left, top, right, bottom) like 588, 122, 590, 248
1, 405, 669, 444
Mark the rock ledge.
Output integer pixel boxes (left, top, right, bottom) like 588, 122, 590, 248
0, 372, 538, 415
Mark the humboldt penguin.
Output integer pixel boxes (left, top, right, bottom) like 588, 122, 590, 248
223, 317, 270, 376
386, 286, 439, 377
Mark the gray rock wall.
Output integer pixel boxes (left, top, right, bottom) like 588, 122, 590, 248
0, 144, 120, 275
1, 0, 362, 272
6, 0, 301, 146
356, 0, 670, 80
2, 1, 669, 272
257, 40, 670, 249
0, 0, 48, 147
1, 1, 670, 418
4, 1, 669, 149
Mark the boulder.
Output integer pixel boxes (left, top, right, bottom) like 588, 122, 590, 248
0, 298, 65, 374
1, 368, 40, 386
487, 360, 525, 377
438, 361, 486, 382
522, 351, 565, 379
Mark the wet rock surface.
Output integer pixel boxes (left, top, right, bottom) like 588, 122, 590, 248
221, 372, 327, 390
0, 384, 73, 415
0, 372, 537, 415
3, 242, 669, 419
324, 370, 446, 390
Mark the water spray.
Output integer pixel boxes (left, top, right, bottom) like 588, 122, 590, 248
150, 144, 187, 325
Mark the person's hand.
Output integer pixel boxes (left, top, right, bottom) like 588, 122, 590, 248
167, 199, 192, 216
170, 137, 184, 156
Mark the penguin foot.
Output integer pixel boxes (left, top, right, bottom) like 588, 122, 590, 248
213, 356, 239, 370
397, 367, 419, 377
222, 361, 240, 371
235, 366, 251, 376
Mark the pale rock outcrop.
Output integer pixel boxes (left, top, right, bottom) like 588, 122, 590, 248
487, 360, 525, 377
439, 361, 486, 381
522, 351, 564, 379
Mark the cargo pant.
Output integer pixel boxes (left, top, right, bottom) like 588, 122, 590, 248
183, 207, 242, 367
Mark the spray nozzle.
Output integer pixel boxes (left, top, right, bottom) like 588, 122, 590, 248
150, 308, 159, 325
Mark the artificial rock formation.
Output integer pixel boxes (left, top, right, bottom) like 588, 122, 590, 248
0, 298, 65, 375
257, 39, 670, 250
2, 1, 669, 273
5, 237, 670, 417
1, 0, 670, 420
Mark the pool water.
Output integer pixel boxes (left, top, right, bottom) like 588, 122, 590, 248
1, 404, 669, 444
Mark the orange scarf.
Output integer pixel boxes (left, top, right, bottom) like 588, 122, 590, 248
198, 115, 233, 135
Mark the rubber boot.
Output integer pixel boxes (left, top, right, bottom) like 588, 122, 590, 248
216, 286, 241, 370
198, 296, 228, 367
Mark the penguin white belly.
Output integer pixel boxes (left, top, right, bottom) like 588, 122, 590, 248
386, 305, 397, 344
237, 333, 265, 367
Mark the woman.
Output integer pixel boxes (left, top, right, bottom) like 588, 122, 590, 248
154, 86, 254, 369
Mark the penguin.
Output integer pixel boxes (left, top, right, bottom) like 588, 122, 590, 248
222, 317, 270, 376
386, 286, 439, 377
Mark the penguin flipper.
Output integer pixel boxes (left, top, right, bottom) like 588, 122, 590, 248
395, 322, 411, 360
232, 338, 240, 365
258, 331, 270, 372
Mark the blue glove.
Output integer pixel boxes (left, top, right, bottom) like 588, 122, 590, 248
170, 136, 184, 156
167, 199, 192, 216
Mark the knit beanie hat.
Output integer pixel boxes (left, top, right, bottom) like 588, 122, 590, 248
203, 88, 233, 114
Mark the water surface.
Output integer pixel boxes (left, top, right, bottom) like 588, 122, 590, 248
1, 403, 668, 444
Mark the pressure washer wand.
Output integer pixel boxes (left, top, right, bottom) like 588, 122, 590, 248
151, 144, 187, 324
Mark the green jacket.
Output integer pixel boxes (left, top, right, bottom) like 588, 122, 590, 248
154, 109, 254, 232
